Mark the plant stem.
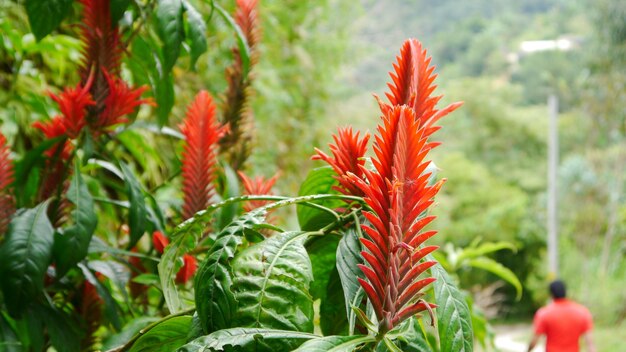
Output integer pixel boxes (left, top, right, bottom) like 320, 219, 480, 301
106, 307, 196, 352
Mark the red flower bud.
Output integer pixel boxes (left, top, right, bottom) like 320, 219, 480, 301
152, 231, 169, 255
176, 254, 198, 284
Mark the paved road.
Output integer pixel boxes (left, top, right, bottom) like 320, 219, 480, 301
493, 324, 544, 352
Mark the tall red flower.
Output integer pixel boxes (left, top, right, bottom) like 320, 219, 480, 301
47, 76, 96, 139
0, 132, 15, 236
219, 0, 261, 170
78, 0, 122, 82
93, 71, 154, 132
180, 91, 228, 219
238, 171, 279, 212
312, 126, 370, 197
341, 39, 462, 334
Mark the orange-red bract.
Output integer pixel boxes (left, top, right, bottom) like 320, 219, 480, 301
0, 132, 14, 236
180, 91, 228, 219
312, 126, 370, 197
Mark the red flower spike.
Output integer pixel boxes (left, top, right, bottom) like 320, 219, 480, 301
79, 280, 104, 350
176, 254, 198, 284
93, 71, 154, 132
180, 91, 228, 219
152, 231, 169, 255
383, 39, 462, 128
78, 0, 122, 80
312, 126, 370, 197
219, 0, 261, 170
0, 132, 15, 236
238, 171, 279, 212
349, 102, 455, 332
47, 78, 96, 139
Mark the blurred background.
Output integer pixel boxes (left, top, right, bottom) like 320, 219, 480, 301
1, 0, 625, 350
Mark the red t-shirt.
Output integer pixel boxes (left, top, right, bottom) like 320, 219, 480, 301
533, 298, 593, 352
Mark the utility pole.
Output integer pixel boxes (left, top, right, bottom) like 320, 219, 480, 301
547, 94, 559, 278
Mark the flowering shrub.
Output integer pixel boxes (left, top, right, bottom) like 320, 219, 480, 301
0, 1, 472, 351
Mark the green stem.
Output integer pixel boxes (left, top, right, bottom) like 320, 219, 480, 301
106, 307, 196, 352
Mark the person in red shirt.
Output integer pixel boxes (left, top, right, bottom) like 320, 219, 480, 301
527, 280, 596, 352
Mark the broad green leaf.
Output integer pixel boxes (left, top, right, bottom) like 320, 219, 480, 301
183, 0, 208, 69
25, 0, 73, 40
389, 318, 433, 352
132, 273, 160, 286
120, 162, 147, 249
293, 335, 375, 352
178, 328, 317, 352
41, 303, 83, 352
432, 263, 473, 352
232, 231, 314, 332
102, 317, 160, 351
306, 234, 340, 300
214, 3, 251, 77
159, 229, 198, 313
156, 0, 184, 73
336, 227, 365, 334
457, 241, 516, 263
0, 201, 53, 317
128, 316, 193, 352
382, 337, 403, 352
194, 211, 267, 333
466, 257, 522, 300
320, 268, 349, 335
297, 167, 344, 231
53, 166, 97, 277
111, 0, 131, 23
0, 313, 21, 351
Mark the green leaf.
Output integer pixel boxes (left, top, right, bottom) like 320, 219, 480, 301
41, 303, 83, 352
432, 262, 473, 352
132, 273, 161, 286
320, 268, 349, 335
111, 0, 131, 24
156, 73, 175, 127
183, 0, 208, 69
390, 318, 433, 352
0, 313, 21, 351
382, 337, 403, 352
232, 231, 314, 332
466, 257, 522, 300
293, 335, 375, 352
336, 227, 365, 335
120, 162, 147, 249
102, 317, 160, 351
214, 3, 251, 77
178, 328, 317, 352
25, 0, 73, 40
129, 316, 193, 352
297, 167, 344, 231
456, 241, 516, 263
194, 211, 267, 333
306, 234, 340, 300
53, 166, 97, 277
0, 201, 54, 317
156, 0, 185, 73
159, 230, 198, 313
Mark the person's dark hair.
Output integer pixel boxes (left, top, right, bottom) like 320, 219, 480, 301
549, 280, 567, 299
